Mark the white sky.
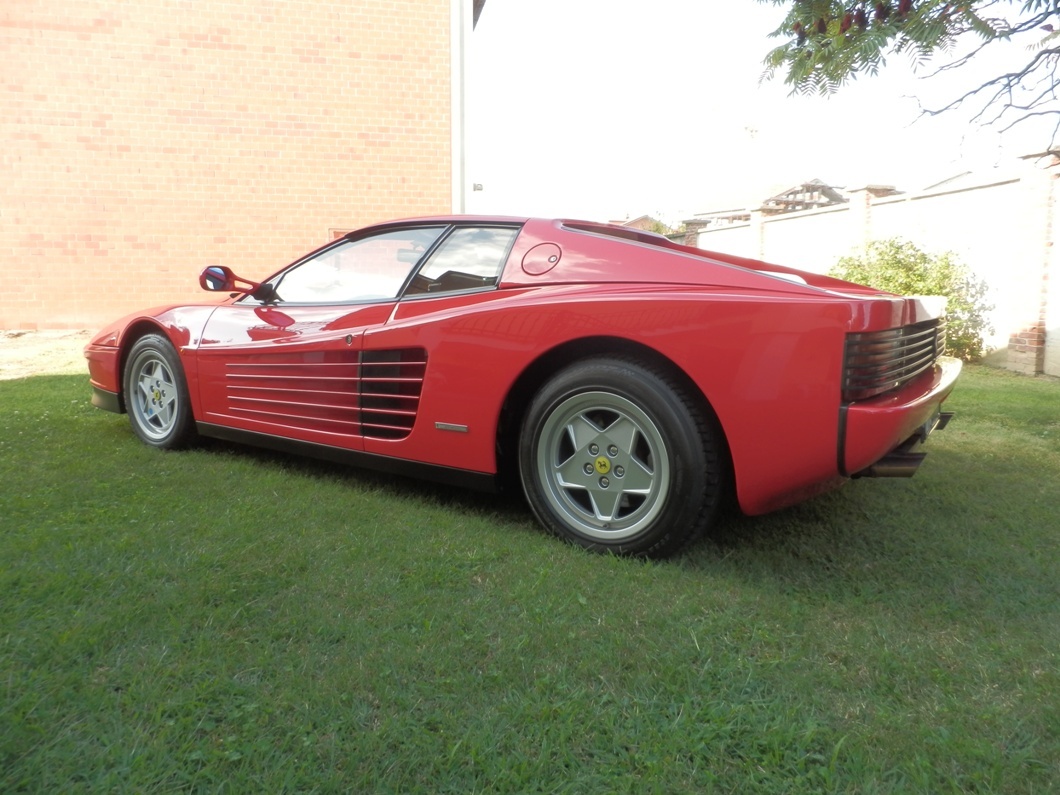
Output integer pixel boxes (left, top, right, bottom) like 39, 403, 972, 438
466, 0, 1053, 225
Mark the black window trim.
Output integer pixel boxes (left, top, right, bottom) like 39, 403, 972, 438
234, 221, 523, 308
236, 222, 450, 307
396, 222, 522, 302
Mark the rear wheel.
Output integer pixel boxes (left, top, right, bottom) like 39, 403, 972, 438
518, 357, 722, 557
123, 334, 196, 449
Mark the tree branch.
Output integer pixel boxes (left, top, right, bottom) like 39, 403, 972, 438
762, 1, 1060, 148
997, 108, 1060, 133
919, 47, 1060, 117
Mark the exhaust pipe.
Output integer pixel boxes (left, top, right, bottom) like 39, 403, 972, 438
854, 451, 926, 478
852, 411, 955, 479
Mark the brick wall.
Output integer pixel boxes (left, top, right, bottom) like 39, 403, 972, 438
1, 0, 455, 330
1007, 164, 1055, 375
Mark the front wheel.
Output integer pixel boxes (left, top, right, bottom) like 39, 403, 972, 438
518, 358, 723, 558
123, 334, 196, 449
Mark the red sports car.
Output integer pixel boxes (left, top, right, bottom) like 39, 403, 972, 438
86, 217, 960, 557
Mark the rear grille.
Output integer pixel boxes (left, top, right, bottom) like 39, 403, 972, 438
843, 320, 944, 401
225, 347, 426, 440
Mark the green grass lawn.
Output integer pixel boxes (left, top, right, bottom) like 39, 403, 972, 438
1, 366, 1057, 793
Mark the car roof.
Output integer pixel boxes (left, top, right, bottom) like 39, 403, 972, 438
354, 215, 887, 298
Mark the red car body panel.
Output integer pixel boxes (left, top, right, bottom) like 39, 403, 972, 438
86, 216, 961, 518
841, 357, 961, 476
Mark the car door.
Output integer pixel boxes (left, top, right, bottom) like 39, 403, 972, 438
359, 224, 523, 465
194, 225, 448, 449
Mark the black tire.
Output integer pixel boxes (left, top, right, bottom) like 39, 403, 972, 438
518, 357, 722, 558
123, 334, 196, 449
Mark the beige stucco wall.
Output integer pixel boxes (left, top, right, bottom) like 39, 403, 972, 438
697, 161, 1058, 374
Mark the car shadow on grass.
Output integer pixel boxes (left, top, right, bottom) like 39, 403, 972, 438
193, 435, 539, 530
185, 433, 1056, 633
689, 445, 1059, 631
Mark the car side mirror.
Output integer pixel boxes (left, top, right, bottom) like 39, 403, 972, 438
199, 266, 277, 302
199, 266, 236, 292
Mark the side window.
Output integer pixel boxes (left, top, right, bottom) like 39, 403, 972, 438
269, 227, 445, 304
404, 226, 518, 296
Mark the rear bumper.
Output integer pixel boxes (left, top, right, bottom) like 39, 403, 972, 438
840, 356, 962, 477
852, 411, 954, 477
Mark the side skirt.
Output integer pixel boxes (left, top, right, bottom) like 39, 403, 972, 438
196, 423, 498, 493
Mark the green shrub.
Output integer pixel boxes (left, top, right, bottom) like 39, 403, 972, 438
831, 239, 994, 361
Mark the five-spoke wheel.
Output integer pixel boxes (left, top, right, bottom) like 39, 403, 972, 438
533, 391, 670, 541
123, 334, 195, 449
519, 357, 722, 557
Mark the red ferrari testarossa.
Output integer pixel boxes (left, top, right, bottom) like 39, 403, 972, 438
87, 217, 960, 557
